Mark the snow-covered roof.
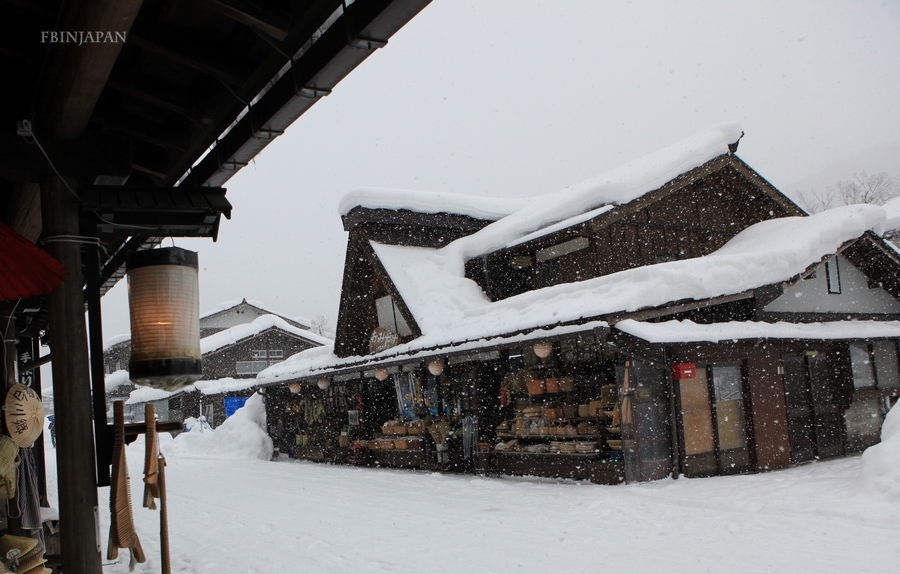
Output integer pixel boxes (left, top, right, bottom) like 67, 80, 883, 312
201, 314, 331, 355
616, 319, 900, 344
375, 204, 886, 342
882, 196, 900, 232
339, 188, 527, 220
126, 385, 174, 405
445, 122, 745, 260
105, 369, 133, 392
103, 333, 131, 351
259, 204, 889, 384
257, 320, 610, 384
125, 377, 261, 405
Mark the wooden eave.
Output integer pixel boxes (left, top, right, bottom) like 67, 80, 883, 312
0, 0, 432, 296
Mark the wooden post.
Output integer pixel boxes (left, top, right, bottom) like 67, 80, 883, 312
41, 175, 103, 574
159, 454, 171, 574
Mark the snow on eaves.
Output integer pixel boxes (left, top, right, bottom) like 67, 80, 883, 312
257, 320, 610, 385
338, 187, 527, 220
616, 319, 900, 343
125, 377, 261, 406
201, 314, 331, 355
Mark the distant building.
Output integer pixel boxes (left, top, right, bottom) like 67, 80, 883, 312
104, 300, 331, 425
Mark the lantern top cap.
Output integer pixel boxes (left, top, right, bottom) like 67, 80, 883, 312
128, 246, 198, 272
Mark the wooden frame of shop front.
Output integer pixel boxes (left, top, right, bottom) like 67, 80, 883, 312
662, 337, 900, 479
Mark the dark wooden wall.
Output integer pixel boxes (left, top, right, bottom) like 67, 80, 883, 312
201, 328, 316, 379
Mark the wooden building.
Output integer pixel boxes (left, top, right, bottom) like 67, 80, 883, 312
257, 125, 900, 483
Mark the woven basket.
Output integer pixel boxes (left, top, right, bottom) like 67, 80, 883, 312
545, 378, 560, 394
559, 377, 575, 392
394, 439, 409, 450
526, 379, 546, 396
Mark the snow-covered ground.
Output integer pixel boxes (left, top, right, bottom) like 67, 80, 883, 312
43, 396, 899, 573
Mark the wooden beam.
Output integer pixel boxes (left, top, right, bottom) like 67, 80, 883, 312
192, 0, 290, 41
105, 78, 208, 126
36, 0, 145, 142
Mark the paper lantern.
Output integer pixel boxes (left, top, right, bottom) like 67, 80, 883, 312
289, 382, 303, 394
317, 378, 331, 390
533, 342, 553, 359
427, 359, 444, 376
374, 368, 389, 381
128, 247, 201, 391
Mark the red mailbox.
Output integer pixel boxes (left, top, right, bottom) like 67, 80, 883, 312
672, 362, 696, 380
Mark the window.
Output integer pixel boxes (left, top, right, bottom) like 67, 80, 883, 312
251, 349, 267, 359
872, 341, 900, 389
375, 295, 412, 337
825, 258, 841, 294
269, 350, 284, 359
236, 361, 267, 375
849, 341, 900, 389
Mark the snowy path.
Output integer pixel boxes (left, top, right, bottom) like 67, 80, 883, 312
42, 445, 897, 574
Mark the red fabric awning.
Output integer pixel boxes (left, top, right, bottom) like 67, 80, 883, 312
0, 223, 66, 302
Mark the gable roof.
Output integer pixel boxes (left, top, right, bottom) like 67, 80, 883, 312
201, 314, 331, 355
200, 298, 312, 330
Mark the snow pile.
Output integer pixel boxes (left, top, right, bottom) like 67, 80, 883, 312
163, 393, 273, 461
105, 369, 133, 393
860, 403, 900, 497
881, 195, 900, 232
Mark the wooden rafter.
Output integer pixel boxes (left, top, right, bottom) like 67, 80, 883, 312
192, 0, 291, 41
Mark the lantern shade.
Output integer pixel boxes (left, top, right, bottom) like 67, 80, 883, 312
427, 359, 444, 376
317, 378, 330, 390
289, 382, 302, 394
128, 247, 201, 391
533, 341, 553, 359
374, 368, 389, 381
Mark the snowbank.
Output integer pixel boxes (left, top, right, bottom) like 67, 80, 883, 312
163, 393, 273, 461
860, 403, 900, 497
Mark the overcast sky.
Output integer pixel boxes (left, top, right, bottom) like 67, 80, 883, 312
98, 0, 900, 342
